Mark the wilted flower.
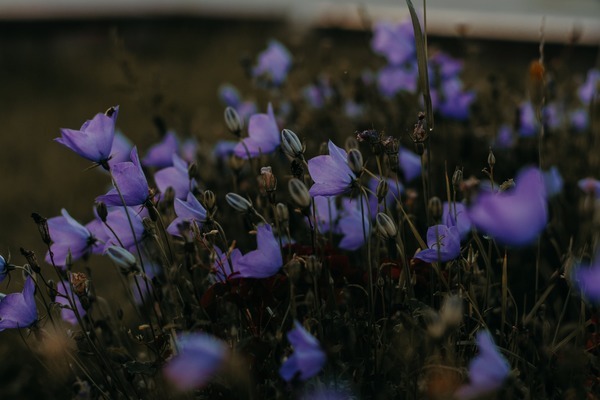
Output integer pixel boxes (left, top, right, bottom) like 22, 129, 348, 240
253, 39, 292, 86
0, 276, 38, 331
155, 154, 195, 200
164, 333, 228, 391
45, 209, 103, 268
467, 167, 547, 246
96, 147, 151, 207
455, 331, 510, 399
55, 280, 86, 325
142, 131, 179, 168
308, 141, 357, 197
236, 224, 282, 279
167, 193, 207, 237
279, 321, 326, 382
233, 103, 280, 159
414, 224, 461, 263
572, 251, 600, 303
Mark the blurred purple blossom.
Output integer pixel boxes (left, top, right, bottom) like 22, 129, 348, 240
55, 280, 86, 325
279, 321, 326, 382
377, 65, 418, 97
578, 177, 600, 198
494, 124, 515, 149
437, 78, 476, 121
572, 251, 600, 303
399, 147, 422, 182
468, 167, 547, 246
429, 52, 463, 78
455, 331, 510, 399
542, 102, 563, 131
569, 108, 589, 132
0, 276, 37, 331
578, 68, 599, 105
542, 166, 563, 198
371, 20, 415, 66
212, 140, 238, 161
45, 209, 102, 268
142, 131, 179, 168
442, 202, 471, 240
308, 141, 357, 197
96, 147, 150, 207
233, 103, 280, 159
164, 333, 227, 391
236, 224, 282, 279
253, 40, 292, 86
219, 84, 258, 122
414, 224, 461, 263
167, 193, 207, 237
56, 106, 119, 165
155, 154, 194, 200
518, 101, 539, 137
181, 138, 198, 164
338, 197, 371, 251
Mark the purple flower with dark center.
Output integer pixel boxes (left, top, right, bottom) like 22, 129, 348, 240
467, 167, 547, 246
399, 147, 421, 182
542, 166, 563, 198
102, 207, 145, 251
371, 20, 415, 66
212, 246, 242, 283
236, 224, 282, 279
414, 224, 461, 263
569, 108, 589, 132
253, 40, 292, 86
56, 106, 119, 165
518, 101, 539, 137
578, 68, 599, 105
442, 202, 471, 240
55, 280, 86, 325
96, 147, 150, 207
455, 331, 510, 399
578, 177, 600, 198
167, 193, 207, 237
108, 131, 134, 169
155, 154, 194, 200
377, 65, 418, 98
142, 131, 179, 168
572, 251, 600, 303
164, 333, 228, 391
338, 197, 371, 251
0, 276, 37, 331
233, 103, 280, 159
45, 209, 103, 268
308, 141, 356, 197
279, 321, 326, 382
311, 196, 339, 234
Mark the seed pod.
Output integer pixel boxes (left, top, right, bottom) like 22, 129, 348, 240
224, 106, 243, 136
281, 129, 303, 159
276, 203, 289, 225
288, 178, 311, 209
376, 212, 397, 239
428, 196, 443, 221
226, 193, 253, 212
347, 148, 363, 175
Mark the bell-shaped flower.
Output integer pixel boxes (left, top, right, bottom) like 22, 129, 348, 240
236, 224, 282, 279
155, 154, 195, 200
377, 65, 418, 97
55, 280, 86, 325
164, 333, 228, 391
308, 141, 357, 197
572, 251, 600, 303
233, 103, 280, 159
442, 202, 471, 240
212, 246, 242, 283
467, 167, 547, 246
455, 331, 510, 399
399, 147, 421, 182
414, 224, 461, 263
338, 197, 371, 251
0, 276, 38, 331
102, 207, 145, 251
371, 20, 415, 66
280, 321, 326, 382
45, 209, 103, 268
96, 147, 150, 207
108, 130, 133, 169
253, 40, 292, 86
142, 131, 179, 168
167, 193, 207, 237
55, 106, 119, 165
437, 78, 476, 121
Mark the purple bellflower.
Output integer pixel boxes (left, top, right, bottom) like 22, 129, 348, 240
542, 166, 563, 198
45, 209, 103, 268
311, 196, 339, 234
96, 147, 151, 207
164, 333, 228, 391
494, 124, 515, 149
437, 78, 475, 121
455, 331, 510, 399
542, 102, 563, 131
578, 177, 600, 198
166, 193, 207, 237
518, 101, 539, 137
468, 167, 547, 246
253, 40, 292, 87
414, 224, 461, 263
155, 154, 195, 200
377, 65, 418, 98
569, 108, 589, 132
233, 103, 280, 159
55, 280, 86, 325
108, 131, 134, 169
212, 246, 242, 283
442, 202, 471, 240
338, 197, 371, 251
578, 68, 599, 105
236, 224, 282, 279
399, 147, 422, 182
371, 20, 415, 66
0, 276, 38, 331
429, 52, 463, 78
181, 138, 198, 164
308, 140, 357, 197
279, 321, 326, 382
572, 251, 600, 303
102, 207, 145, 251
142, 131, 179, 168
56, 106, 119, 166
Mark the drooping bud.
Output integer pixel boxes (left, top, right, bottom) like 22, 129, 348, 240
105, 246, 139, 275
96, 202, 108, 223
347, 148, 363, 175
288, 178, 311, 209
224, 106, 243, 136
376, 179, 389, 204
428, 196, 443, 222
226, 193, 253, 213
376, 212, 397, 239
281, 129, 304, 159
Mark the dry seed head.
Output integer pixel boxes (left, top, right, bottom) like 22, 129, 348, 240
259, 166, 277, 193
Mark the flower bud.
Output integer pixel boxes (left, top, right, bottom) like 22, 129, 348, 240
224, 106, 243, 136
276, 203, 289, 225
487, 148, 496, 168
226, 193, 253, 212
203, 190, 216, 212
428, 196, 443, 221
376, 179, 389, 204
288, 178, 311, 209
96, 202, 108, 223
452, 168, 463, 191
345, 136, 359, 151
376, 212, 397, 239
347, 148, 363, 175
281, 129, 303, 159
188, 162, 199, 181
105, 246, 139, 275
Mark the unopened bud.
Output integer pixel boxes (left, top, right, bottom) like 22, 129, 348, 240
162, 187, 176, 206
376, 179, 389, 204
188, 163, 199, 181
224, 106, 243, 136
203, 190, 216, 211
96, 202, 108, 223
276, 203, 289, 225
106, 246, 139, 275
347, 149, 363, 175
487, 148, 496, 168
226, 193, 253, 212
428, 196, 443, 221
376, 213, 397, 238
288, 178, 311, 209
281, 129, 304, 159
452, 168, 463, 191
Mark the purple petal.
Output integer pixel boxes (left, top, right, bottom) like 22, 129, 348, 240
279, 321, 326, 382
97, 147, 149, 206
142, 132, 179, 168
237, 224, 282, 278
0, 276, 37, 331
233, 103, 280, 159
572, 252, 600, 303
398, 147, 421, 182
442, 202, 471, 240
55, 280, 86, 325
